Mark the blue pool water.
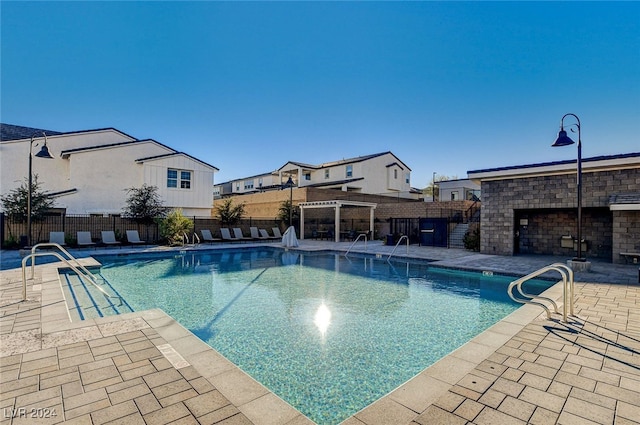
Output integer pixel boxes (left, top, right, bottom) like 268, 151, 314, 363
88, 248, 552, 424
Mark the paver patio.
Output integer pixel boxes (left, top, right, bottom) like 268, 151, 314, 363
1, 241, 638, 424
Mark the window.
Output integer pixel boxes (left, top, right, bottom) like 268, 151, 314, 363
258, 178, 263, 187
405, 173, 410, 184
168, 169, 192, 189
346, 165, 353, 178
394, 169, 398, 179
244, 180, 254, 190
304, 173, 311, 181
451, 191, 459, 201
325, 169, 330, 179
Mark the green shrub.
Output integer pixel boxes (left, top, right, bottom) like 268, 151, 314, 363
159, 209, 194, 246
463, 228, 480, 251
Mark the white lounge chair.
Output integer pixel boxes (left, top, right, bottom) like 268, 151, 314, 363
272, 227, 283, 238
126, 230, 146, 245
259, 229, 279, 240
49, 232, 66, 246
201, 229, 221, 243
232, 228, 253, 241
101, 231, 121, 246
250, 226, 269, 241
77, 231, 96, 247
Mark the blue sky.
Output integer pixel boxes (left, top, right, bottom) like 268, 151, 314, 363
2, 1, 639, 188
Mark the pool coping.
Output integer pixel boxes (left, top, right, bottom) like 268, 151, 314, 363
34, 246, 566, 424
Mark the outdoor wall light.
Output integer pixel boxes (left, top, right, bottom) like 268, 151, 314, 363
552, 113, 585, 262
27, 132, 54, 246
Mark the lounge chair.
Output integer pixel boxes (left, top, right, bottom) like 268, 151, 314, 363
233, 228, 253, 241
101, 231, 121, 246
201, 229, 222, 243
77, 231, 96, 247
272, 227, 283, 238
250, 227, 269, 241
126, 230, 146, 245
49, 232, 66, 246
220, 228, 237, 242
259, 229, 279, 240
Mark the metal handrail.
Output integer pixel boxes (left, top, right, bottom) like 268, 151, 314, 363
507, 262, 574, 322
192, 232, 200, 244
30, 243, 100, 286
345, 234, 368, 257
21, 252, 111, 302
387, 235, 409, 261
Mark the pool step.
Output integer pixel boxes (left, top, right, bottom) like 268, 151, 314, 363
61, 272, 134, 321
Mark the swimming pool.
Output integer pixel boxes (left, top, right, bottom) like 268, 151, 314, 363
81, 247, 552, 424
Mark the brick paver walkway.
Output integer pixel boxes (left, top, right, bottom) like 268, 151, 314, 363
1, 243, 639, 424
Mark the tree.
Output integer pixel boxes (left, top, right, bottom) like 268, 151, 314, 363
0, 175, 53, 242
422, 175, 458, 200
277, 199, 299, 226
159, 209, 194, 246
122, 184, 168, 223
122, 184, 168, 241
214, 198, 245, 225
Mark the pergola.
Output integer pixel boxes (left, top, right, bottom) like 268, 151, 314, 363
298, 200, 377, 242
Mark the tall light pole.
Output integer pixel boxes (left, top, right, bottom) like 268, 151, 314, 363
552, 113, 584, 262
286, 174, 294, 227
432, 172, 437, 201
27, 132, 54, 246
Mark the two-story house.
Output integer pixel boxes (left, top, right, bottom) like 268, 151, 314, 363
215, 151, 416, 199
1, 124, 218, 216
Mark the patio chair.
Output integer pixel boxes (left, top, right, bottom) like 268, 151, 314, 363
201, 229, 222, 243
126, 230, 146, 245
49, 232, 66, 246
259, 229, 279, 240
101, 231, 121, 246
272, 227, 283, 238
220, 228, 237, 242
76, 231, 96, 247
233, 228, 253, 241
250, 227, 269, 241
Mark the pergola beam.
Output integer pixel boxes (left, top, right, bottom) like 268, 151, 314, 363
298, 200, 377, 242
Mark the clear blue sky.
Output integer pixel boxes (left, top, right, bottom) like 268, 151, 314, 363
2, 1, 639, 188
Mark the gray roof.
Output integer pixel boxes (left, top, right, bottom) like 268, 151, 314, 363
1, 123, 63, 141
468, 152, 640, 175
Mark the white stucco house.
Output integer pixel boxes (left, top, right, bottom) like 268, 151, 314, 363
215, 151, 418, 199
436, 178, 481, 202
1, 124, 218, 216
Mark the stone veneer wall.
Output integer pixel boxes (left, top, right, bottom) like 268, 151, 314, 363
481, 168, 640, 261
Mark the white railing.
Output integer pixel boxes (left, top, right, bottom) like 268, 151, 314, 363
387, 235, 409, 261
345, 233, 368, 257
507, 263, 574, 323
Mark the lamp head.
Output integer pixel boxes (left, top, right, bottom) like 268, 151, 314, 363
286, 175, 294, 185
34, 143, 54, 159
552, 129, 575, 147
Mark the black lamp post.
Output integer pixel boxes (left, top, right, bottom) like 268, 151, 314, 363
552, 113, 585, 261
286, 174, 294, 227
27, 132, 54, 246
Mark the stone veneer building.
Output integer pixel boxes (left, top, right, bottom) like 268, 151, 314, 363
468, 152, 640, 263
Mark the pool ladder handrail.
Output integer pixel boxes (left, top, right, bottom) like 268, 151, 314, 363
507, 263, 574, 323
182, 232, 200, 245
344, 233, 368, 257
387, 235, 409, 261
22, 242, 111, 302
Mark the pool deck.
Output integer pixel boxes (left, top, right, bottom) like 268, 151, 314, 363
1, 241, 639, 424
